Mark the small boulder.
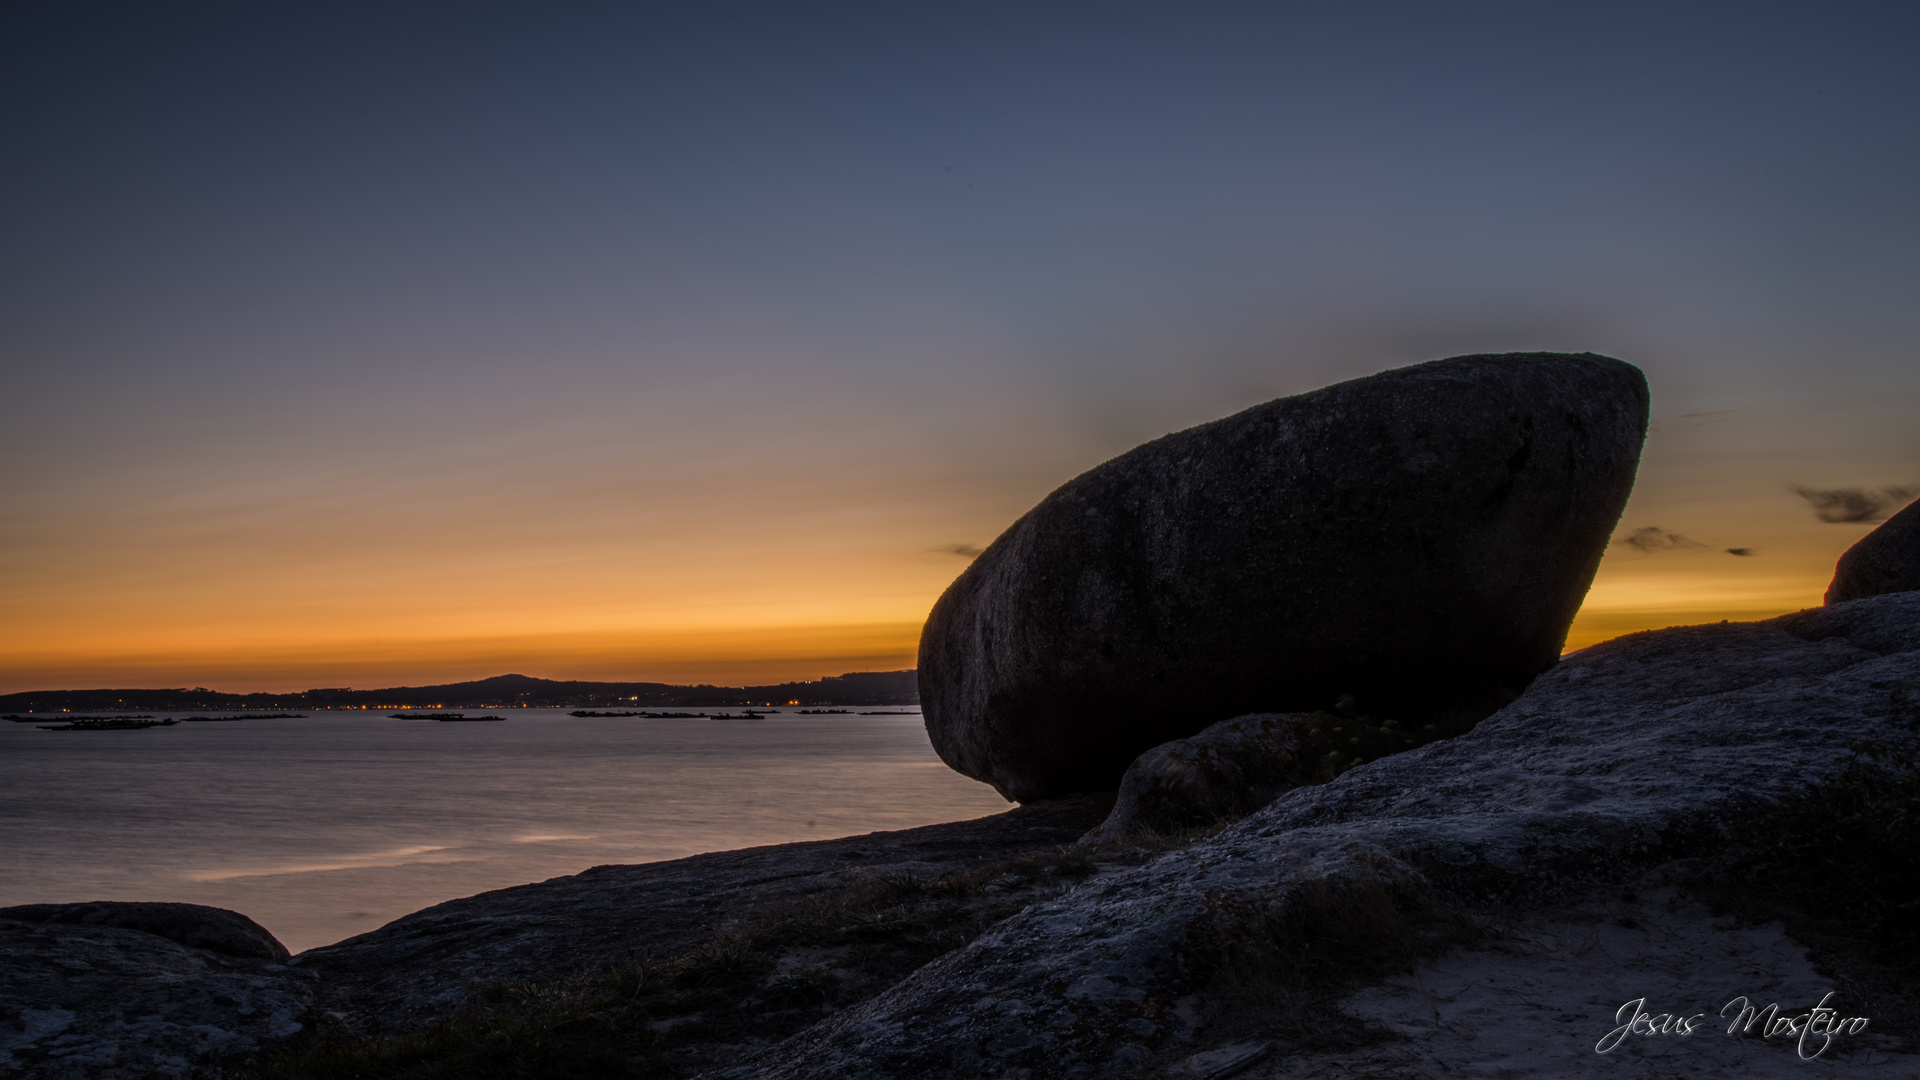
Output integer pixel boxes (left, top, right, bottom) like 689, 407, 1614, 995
0, 901, 290, 961
1081, 713, 1320, 844
0, 915, 314, 1077
920, 352, 1648, 802
1827, 496, 1920, 604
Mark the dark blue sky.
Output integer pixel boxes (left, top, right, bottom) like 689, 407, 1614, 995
4, 1, 1917, 689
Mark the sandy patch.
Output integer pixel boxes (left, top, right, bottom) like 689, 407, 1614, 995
1204, 885, 1914, 1078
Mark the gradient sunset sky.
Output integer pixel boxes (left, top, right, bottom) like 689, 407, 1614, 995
4, 2, 1917, 694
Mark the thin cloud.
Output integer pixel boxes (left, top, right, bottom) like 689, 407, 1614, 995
1618, 527, 1708, 553
1725, 547, 1756, 557
1677, 410, 1744, 426
1792, 485, 1919, 524
940, 543, 984, 558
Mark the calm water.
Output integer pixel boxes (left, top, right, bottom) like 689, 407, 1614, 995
0, 710, 1010, 952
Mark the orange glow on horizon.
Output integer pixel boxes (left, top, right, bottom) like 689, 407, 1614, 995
1562, 573, 1825, 652
0, 620, 926, 695
0, 550, 1851, 696
0, 388, 1890, 697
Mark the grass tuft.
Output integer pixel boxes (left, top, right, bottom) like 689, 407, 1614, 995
1708, 745, 1920, 964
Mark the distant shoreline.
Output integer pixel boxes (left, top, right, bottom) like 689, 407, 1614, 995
0, 669, 920, 714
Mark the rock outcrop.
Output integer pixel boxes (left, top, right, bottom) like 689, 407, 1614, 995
0, 907, 314, 1079
1079, 713, 1321, 844
919, 352, 1649, 802
0, 902, 289, 962
721, 591, 1920, 1079
1828, 495, 1920, 603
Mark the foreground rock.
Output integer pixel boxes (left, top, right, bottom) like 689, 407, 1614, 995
920, 352, 1649, 801
0, 908, 314, 1079
720, 591, 1920, 1079
1828, 497, 1920, 603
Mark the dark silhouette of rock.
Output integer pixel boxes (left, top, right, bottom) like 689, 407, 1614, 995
0, 900, 289, 961
919, 352, 1649, 801
1827, 495, 1920, 604
1080, 713, 1321, 844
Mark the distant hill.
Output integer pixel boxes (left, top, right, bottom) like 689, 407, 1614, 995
0, 670, 919, 713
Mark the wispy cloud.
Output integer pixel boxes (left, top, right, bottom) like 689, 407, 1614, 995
1792, 486, 1919, 524
1725, 547, 1756, 557
940, 543, 984, 558
1676, 410, 1743, 426
1648, 410, 1745, 434
1617, 527, 1708, 553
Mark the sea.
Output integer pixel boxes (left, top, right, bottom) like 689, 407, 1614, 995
0, 709, 1011, 953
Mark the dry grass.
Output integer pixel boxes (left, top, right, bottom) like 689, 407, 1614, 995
1193, 868, 1479, 1048
246, 847, 1106, 1080
1690, 743, 1920, 1043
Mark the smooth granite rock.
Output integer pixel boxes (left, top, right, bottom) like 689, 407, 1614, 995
0, 902, 289, 962
719, 592, 1920, 1080
1827, 496, 1920, 603
919, 352, 1649, 801
1080, 713, 1322, 844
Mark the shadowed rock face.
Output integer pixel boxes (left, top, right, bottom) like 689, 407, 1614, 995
918, 352, 1649, 802
1827, 496, 1920, 604
1080, 713, 1322, 844
0, 905, 312, 1078
0, 901, 289, 961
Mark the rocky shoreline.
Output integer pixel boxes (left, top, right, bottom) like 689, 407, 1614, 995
8, 355, 1916, 1078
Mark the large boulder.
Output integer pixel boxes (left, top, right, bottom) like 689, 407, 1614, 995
919, 352, 1648, 802
1827, 495, 1920, 603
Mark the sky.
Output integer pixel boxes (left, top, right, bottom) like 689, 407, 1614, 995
3, 1, 1917, 694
